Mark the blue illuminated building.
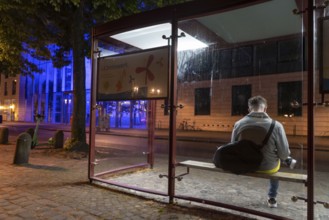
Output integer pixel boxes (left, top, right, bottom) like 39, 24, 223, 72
0, 53, 147, 129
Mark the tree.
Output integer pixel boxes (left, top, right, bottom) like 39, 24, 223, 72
0, 0, 188, 150
0, 3, 44, 76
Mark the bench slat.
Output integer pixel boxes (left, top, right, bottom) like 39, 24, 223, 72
178, 160, 307, 184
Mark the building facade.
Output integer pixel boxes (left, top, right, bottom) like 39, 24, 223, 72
0, 57, 92, 124
2, 35, 329, 136
1, 0, 329, 138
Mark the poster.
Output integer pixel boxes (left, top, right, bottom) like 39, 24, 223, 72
97, 47, 169, 100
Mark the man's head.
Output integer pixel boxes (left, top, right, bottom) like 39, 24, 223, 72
248, 95, 267, 112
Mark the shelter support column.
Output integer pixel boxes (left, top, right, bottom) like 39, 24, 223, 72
168, 14, 178, 203
307, 0, 314, 219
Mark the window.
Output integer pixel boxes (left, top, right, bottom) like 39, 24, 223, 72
278, 38, 304, 73
195, 87, 210, 115
278, 81, 302, 116
181, 36, 305, 81
55, 94, 62, 123
12, 80, 17, 95
34, 76, 40, 94
232, 46, 253, 77
255, 42, 277, 74
56, 69, 62, 92
4, 82, 8, 96
65, 67, 72, 91
232, 85, 251, 116
218, 49, 232, 78
42, 79, 46, 93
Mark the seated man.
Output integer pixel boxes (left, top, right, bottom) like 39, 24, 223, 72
231, 95, 296, 208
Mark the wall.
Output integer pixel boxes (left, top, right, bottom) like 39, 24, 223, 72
0, 75, 20, 121
155, 71, 329, 137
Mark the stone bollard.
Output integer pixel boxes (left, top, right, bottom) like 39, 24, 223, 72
26, 128, 34, 139
13, 132, 32, 165
26, 128, 36, 149
53, 130, 64, 149
0, 127, 9, 144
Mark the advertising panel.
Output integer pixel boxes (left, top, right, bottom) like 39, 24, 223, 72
97, 47, 169, 100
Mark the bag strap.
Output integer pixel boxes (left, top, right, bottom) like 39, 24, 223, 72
262, 120, 276, 146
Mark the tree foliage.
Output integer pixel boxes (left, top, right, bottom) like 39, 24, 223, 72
0, 0, 189, 146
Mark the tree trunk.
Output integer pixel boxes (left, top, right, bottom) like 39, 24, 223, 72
71, 0, 86, 144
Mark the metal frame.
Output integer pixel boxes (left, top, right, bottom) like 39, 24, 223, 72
89, 0, 316, 219
306, 1, 314, 219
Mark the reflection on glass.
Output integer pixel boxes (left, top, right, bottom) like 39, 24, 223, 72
175, 0, 308, 219
278, 81, 302, 117
90, 0, 329, 218
111, 23, 208, 51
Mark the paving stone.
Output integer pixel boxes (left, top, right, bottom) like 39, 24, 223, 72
16, 210, 37, 219
1, 216, 24, 220
2, 204, 21, 211
54, 205, 73, 213
0, 213, 8, 219
0, 141, 261, 220
80, 215, 101, 220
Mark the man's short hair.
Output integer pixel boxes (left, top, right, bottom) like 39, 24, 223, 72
248, 95, 267, 111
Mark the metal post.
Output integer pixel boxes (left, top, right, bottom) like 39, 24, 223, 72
168, 13, 178, 203
307, 0, 314, 219
89, 37, 99, 180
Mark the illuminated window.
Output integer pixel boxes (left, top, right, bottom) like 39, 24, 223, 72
278, 81, 302, 117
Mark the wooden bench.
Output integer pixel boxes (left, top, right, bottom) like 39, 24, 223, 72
177, 160, 307, 185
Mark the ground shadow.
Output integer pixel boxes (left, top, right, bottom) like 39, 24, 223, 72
20, 163, 67, 171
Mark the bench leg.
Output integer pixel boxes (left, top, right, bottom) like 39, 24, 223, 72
159, 167, 190, 181
292, 196, 329, 209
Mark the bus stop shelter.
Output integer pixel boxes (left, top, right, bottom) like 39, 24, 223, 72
89, 0, 329, 219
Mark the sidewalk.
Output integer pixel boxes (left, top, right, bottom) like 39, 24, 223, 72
0, 121, 329, 146
0, 142, 254, 219
4, 121, 329, 147
1, 121, 328, 219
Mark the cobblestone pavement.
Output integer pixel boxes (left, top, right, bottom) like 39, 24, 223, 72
2, 122, 329, 219
92, 151, 329, 220
0, 143, 255, 220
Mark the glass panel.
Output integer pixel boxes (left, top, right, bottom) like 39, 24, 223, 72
91, 23, 170, 197
176, 0, 307, 218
